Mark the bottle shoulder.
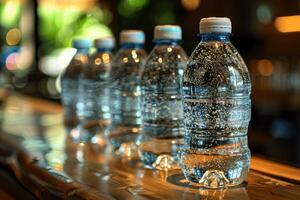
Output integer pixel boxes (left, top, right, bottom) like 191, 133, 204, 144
91, 51, 114, 62
80, 52, 113, 80
109, 49, 147, 82
113, 49, 147, 64
111, 48, 147, 73
146, 44, 188, 64
62, 58, 86, 79
141, 45, 187, 88
183, 41, 251, 96
142, 45, 187, 81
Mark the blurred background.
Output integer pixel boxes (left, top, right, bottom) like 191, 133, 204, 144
0, 0, 300, 167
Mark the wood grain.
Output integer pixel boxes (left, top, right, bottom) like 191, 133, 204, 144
0, 95, 299, 200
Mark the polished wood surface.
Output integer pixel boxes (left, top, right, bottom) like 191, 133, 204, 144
0, 94, 300, 199
0, 167, 37, 200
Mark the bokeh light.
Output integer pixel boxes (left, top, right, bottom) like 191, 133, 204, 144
257, 59, 274, 76
39, 48, 76, 76
117, 0, 149, 16
257, 4, 273, 24
5, 52, 19, 71
17, 45, 34, 71
39, 0, 96, 11
0, 1, 21, 27
275, 15, 300, 33
6, 28, 21, 46
181, 0, 201, 11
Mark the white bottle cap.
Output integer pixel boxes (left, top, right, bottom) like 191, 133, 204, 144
120, 30, 145, 44
94, 36, 115, 49
154, 25, 182, 40
199, 17, 232, 34
72, 38, 92, 49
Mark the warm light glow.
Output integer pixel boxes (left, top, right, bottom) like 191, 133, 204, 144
70, 128, 80, 139
158, 57, 163, 63
77, 54, 88, 64
6, 53, 19, 71
181, 0, 201, 11
95, 58, 101, 65
132, 128, 139, 133
6, 28, 21, 45
257, 59, 273, 76
131, 50, 137, 59
274, 15, 300, 33
79, 142, 85, 147
123, 57, 128, 63
17, 45, 33, 70
39, 0, 96, 11
102, 53, 110, 64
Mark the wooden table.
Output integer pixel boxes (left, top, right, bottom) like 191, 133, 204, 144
0, 94, 299, 200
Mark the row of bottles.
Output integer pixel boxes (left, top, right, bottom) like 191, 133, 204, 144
60, 17, 251, 189
60, 38, 114, 145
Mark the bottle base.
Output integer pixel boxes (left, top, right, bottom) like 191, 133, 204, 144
107, 124, 141, 159
139, 138, 183, 171
180, 149, 250, 188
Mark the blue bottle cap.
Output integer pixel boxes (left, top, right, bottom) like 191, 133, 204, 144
120, 30, 145, 44
94, 36, 115, 49
72, 38, 92, 49
154, 25, 182, 40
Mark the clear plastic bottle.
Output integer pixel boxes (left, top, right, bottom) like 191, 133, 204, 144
108, 30, 147, 158
76, 37, 114, 145
180, 17, 251, 188
61, 39, 91, 133
139, 25, 187, 170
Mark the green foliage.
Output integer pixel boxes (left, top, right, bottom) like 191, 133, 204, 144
38, 6, 112, 54
0, 1, 21, 28
117, 0, 150, 17
154, 1, 175, 24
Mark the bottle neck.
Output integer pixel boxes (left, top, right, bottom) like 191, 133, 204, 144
199, 33, 231, 42
96, 48, 112, 53
154, 39, 180, 46
75, 48, 89, 55
120, 43, 144, 50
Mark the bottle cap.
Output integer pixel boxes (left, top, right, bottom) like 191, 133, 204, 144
72, 39, 92, 49
94, 36, 115, 49
120, 30, 145, 44
199, 17, 232, 34
154, 25, 182, 40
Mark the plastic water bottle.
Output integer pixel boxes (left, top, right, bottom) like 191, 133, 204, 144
76, 37, 114, 144
180, 17, 251, 188
61, 39, 91, 132
139, 25, 187, 170
108, 30, 147, 157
